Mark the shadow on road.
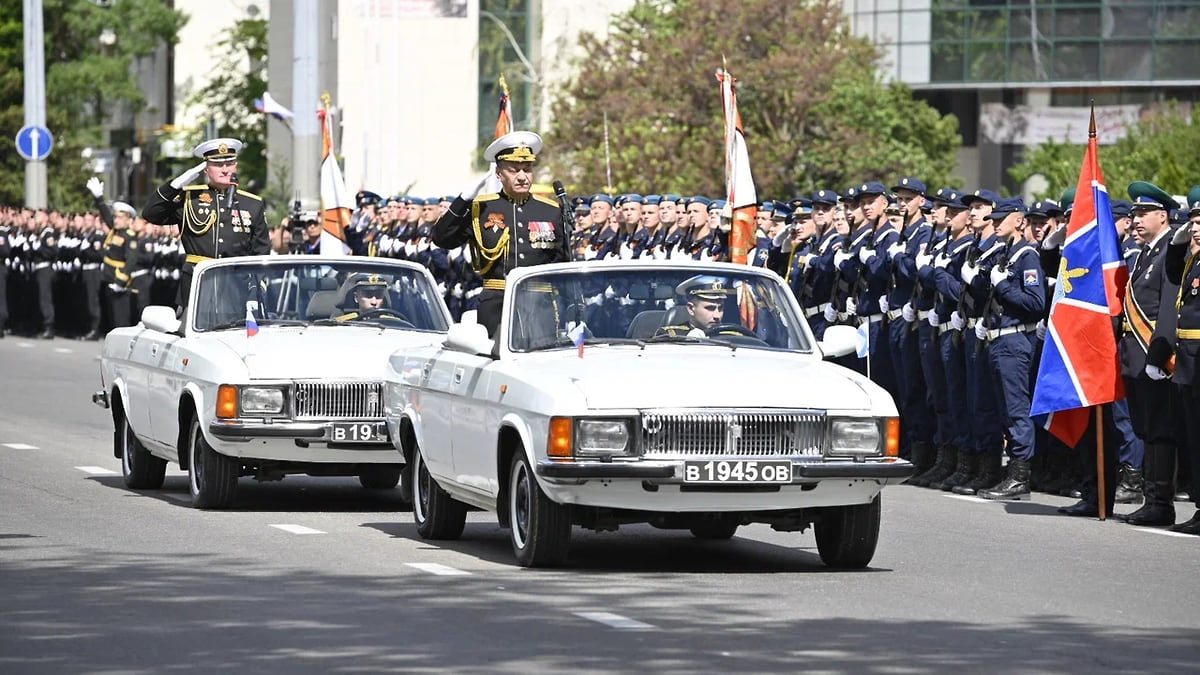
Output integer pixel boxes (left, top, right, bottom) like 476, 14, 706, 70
86, 475, 412, 513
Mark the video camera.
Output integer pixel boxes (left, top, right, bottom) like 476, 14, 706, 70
287, 199, 320, 254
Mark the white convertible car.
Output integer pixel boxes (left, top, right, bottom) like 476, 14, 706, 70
384, 261, 910, 568
93, 256, 452, 509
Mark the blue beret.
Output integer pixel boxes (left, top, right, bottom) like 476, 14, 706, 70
644, 195, 661, 205
590, 194, 614, 205
986, 197, 1027, 219
708, 199, 726, 212
859, 181, 888, 196
441, 195, 456, 203
690, 196, 712, 208
660, 194, 682, 204
961, 189, 1000, 208
615, 194, 644, 206
810, 189, 839, 206
759, 201, 775, 212
355, 190, 382, 207
891, 177, 927, 196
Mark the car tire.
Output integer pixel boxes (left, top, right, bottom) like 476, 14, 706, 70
814, 495, 881, 569
358, 466, 402, 490
412, 444, 466, 540
187, 416, 238, 509
508, 452, 571, 567
689, 517, 739, 540
120, 412, 166, 490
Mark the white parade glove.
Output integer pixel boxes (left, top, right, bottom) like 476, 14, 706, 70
974, 321, 988, 341
915, 251, 933, 269
604, 285, 617, 299
1145, 364, 1168, 381
933, 253, 950, 270
466, 286, 482, 300
902, 303, 916, 322
990, 265, 1008, 286
619, 242, 634, 260
823, 305, 838, 323
452, 283, 463, 298
887, 242, 905, 259
772, 225, 794, 248
460, 173, 489, 201
879, 296, 890, 314
834, 250, 852, 267
1036, 319, 1046, 340
582, 246, 599, 261
417, 240, 431, 253
1043, 225, 1067, 250
169, 161, 207, 189
858, 247, 876, 264
86, 177, 103, 198
436, 282, 447, 296
72, 258, 81, 270
653, 247, 668, 260
845, 297, 858, 316
950, 311, 965, 331
171, 269, 180, 280
1172, 225, 1191, 245
928, 310, 940, 328
31, 238, 41, 250
404, 242, 417, 257
586, 293, 604, 307
700, 250, 715, 262
961, 261, 979, 284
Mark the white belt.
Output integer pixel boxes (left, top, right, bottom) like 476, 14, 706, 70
937, 322, 957, 335
987, 323, 1039, 341
130, 269, 150, 278
82, 263, 100, 270
804, 302, 831, 318
33, 262, 50, 270
886, 309, 904, 321
865, 314, 884, 324
917, 310, 931, 320
966, 317, 979, 329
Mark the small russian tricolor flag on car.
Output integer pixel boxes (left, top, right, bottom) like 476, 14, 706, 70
246, 304, 259, 337
568, 321, 587, 358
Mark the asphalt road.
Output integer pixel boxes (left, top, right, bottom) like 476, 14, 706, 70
1, 336, 1196, 674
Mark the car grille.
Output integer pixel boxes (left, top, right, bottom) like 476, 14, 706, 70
293, 381, 383, 419
638, 409, 826, 458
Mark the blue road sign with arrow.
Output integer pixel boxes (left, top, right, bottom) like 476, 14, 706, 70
16, 125, 54, 161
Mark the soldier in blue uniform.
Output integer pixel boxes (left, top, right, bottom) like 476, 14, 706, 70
748, 200, 775, 269
847, 182, 900, 400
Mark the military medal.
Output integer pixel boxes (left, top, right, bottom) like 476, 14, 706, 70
199, 193, 212, 204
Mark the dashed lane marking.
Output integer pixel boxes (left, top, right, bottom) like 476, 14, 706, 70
16, 342, 34, 348
405, 562, 471, 576
76, 466, 118, 475
269, 524, 325, 535
1133, 527, 1195, 539
574, 612, 656, 630
3, 443, 38, 450
944, 494, 989, 503
53, 347, 73, 354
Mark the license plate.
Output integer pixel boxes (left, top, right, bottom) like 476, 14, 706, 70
329, 422, 385, 443
683, 460, 792, 484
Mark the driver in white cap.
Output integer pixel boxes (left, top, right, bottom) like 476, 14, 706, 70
431, 130, 568, 337
142, 137, 270, 309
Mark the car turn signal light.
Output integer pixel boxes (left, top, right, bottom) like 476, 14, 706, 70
885, 417, 901, 457
216, 385, 238, 419
547, 417, 573, 458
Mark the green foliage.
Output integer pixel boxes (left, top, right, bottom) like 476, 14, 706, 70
544, 0, 961, 199
1008, 103, 1200, 200
183, 18, 269, 194
0, 0, 185, 211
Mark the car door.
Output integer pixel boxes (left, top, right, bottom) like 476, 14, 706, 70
414, 352, 458, 480
145, 332, 186, 448
446, 353, 499, 498
120, 330, 155, 441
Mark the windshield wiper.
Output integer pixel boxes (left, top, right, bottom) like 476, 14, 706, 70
638, 334, 737, 350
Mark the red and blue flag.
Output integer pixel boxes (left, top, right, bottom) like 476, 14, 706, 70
1030, 112, 1128, 445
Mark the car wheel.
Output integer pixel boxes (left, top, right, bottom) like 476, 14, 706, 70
120, 412, 166, 490
689, 516, 739, 540
358, 466, 402, 490
187, 416, 238, 509
411, 444, 466, 539
508, 452, 571, 567
814, 495, 881, 569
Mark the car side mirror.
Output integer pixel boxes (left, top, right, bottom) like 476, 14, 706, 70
819, 324, 859, 359
445, 322, 493, 356
141, 305, 181, 334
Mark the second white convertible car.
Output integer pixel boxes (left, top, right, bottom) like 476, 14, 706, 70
384, 262, 910, 568
94, 256, 452, 509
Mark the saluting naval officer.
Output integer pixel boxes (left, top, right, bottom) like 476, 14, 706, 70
432, 131, 567, 337
142, 138, 271, 309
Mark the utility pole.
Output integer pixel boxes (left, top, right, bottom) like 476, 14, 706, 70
292, 0, 320, 206
23, 0, 48, 209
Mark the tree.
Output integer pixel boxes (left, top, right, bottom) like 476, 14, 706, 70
1008, 103, 1200, 201
543, 0, 961, 198
0, 0, 185, 210
183, 18, 269, 194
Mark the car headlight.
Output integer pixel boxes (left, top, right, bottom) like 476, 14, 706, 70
828, 418, 882, 456
240, 386, 285, 414
575, 419, 633, 458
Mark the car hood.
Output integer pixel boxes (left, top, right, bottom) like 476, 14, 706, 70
210, 327, 446, 380
509, 347, 892, 413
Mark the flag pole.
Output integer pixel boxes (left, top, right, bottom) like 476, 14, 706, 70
603, 111, 613, 195
1086, 105, 1108, 522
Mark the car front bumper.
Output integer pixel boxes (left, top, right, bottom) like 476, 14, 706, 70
536, 458, 914, 481
208, 419, 390, 445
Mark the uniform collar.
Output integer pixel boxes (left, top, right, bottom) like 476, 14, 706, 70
500, 189, 531, 206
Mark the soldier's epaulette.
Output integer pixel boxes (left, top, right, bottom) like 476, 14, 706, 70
475, 193, 500, 202
182, 184, 210, 191
334, 312, 357, 322
532, 193, 559, 208
236, 189, 262, 201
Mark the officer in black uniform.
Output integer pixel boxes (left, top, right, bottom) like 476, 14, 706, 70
100, 201, 140, 328
142, 137, 271, 310
1163, 189, 1200, 534
30, 214, 58, 339
432, 131, 567, 337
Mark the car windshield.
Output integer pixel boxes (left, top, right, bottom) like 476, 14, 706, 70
191, 260, 450, 333
507, 267, 812, 353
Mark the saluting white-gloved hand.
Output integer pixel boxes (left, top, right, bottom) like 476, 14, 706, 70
586, 293, 604, 307
460, 173, 490, 201
887, 241, 905, 259
823, 304, 838, 323
86, 177, 104, 198
1043, 225, 1067, 250
974, 321, 988, 342
879, 296, 890, 313
1036, 319, 1046, 340
169, 161, 207, 189
928, 310, 940, 328
1146, 364, 1169, 381
845, 297, 858, 316
772, 225, 794, 248
950, 310, 965, 331
902, 302, 916, 322
990, 265, 1008, 286
1172, 225, 1192, 245
858, 247, 876, 264
961, 261, 979, 284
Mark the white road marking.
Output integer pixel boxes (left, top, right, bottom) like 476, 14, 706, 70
53, 347, 73, 354
944, 494, 989, 503
76, 466, 118, 475
3, 443, 38, 450
268, 524, 325, 535
574, 612, 656, 630
405, 562, 471, 576
1133, 527, 1195, 539
16, 342, 34, 348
